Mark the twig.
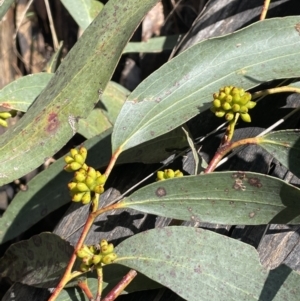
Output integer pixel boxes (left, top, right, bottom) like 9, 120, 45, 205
260, 0, 271, 20
44, 0, 59, 49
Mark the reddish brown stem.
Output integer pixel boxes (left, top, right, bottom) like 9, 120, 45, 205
104, 147, 122, 179
78, 279, 94, 301
95, 268, 103, 301
205, 137, 259, 173
102, 270, 137, 301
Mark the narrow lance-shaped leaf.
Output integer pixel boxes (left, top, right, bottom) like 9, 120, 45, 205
0, 0, 159, 186
112, 17, 300, 153
61, 0, 103, 30
0, 73, 53, 112
257, 129, 300, 178
118, 171, 300, 224
115, 227, 300, 301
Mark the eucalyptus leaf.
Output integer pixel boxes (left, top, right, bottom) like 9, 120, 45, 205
61, 0, 103, 30
0, 0, 14, 21
115, 226, 300, 301
0, 233, 74, 288
112, 17, 300, 153
258, 129, 300, 178
0, 0, 159, 186
118, 172, 300, 224
0, 73, 53, 112
123, 35, 179, 54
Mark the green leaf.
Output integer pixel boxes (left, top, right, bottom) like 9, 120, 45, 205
258, 129, 300, 178
58, 265, 161, 300
45, 41, 64, 73
78, 82, 129, 138
0, 0, 159, 186
123, 35, 179, 54
61, 0, 104, 30
0, 73, 53, 112
0, 233, 73, 288
112, 16, 300, 153
0, 0, 14, 21
119, 172, 300, 224
115, 227, 300, 301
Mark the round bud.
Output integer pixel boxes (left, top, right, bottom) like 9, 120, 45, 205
165, 169, 175, 179
79, 263, 90, 272
81, 192, 91, 205
85, 176, 96, 190
70, 161, 82, 171
74, 154, 85, 165
174, 170, 183, 177
70, 148, 78, 158
92, 254, 102, 265
239, 106, 248, 113
225, 95, 232, 103
101, 243, 114, 255
225, 112, 234, 121
156, 171, 164, 181
102, 253, 117, 264
0, 112, 12, 119
94, 185, 104, 194
241, 113, 251, 122
95, 175, 107, 186
224, 86, 232, 95
79, 146, 87, 161
87, 167, 97, 179
215, 110, 225, 118
64, 156, 74, 164
218, 92, 226, 101
76, 182, 90, 192
232, 104, 240, 112
68, 182, 77, 191
72, 192, 85, 202
82, 256, 93, 266
213, 99, 221, 108
74, 172, 86, 182
246, 101, 256, 109
100, 240, 108, 248
222, 102, 231, 111
239, 94, 251, 105
0, 119, 8, 127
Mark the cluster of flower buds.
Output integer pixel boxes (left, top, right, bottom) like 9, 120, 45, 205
211, 86, 256, 122
76, 239, 117, 272
64, 147, 107, 204
0, 110, 16, 127
156, 169, 183, 181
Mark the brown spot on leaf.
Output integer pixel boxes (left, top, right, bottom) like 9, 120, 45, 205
248, 177, 262, 188
46, 112, 59, 132
32, 235, 42, 247
155, 187, 166, 197
295, 23, 300, 35
194, 265, 202, 273
0, 103, 12, 109
249, 212, 255, 218
150, 130, 155, 136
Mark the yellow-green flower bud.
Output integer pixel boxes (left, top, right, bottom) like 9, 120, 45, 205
100, 240, 108, 248
89, 245, 97, 254
79, 146, 87, 161
165, 169, 175, 179
70, 161, 82, 171
74, 154, 85, 165
76, 245, 93, 258
70, 148, 78, 157
215, 110, 225, 118
94, 185, 104, 194
72, 192, 85, 202
81, 192, 91, 204
225, 95, 232, 103
76, 182, 90, 192
246, 101, 256, 109
102, 253, 117, 264
68, 182, 77, 191
85, 176, 95, 190
224, 86, 232, 95
157, 171, 164, 181
79, 263, 90, 272
239, 93, 251, 105
101, 243, 114, 255
240, 106, 248, 113
241, 113, 251, 122
0, 111, 12, 119
232, 104, 240, 112
213, 99, 221, 108
174, 170, 183, 177
64, 156, 74, 164
225, 112, 234, 121
92, 254, 102, 265
87, 167, 97, 179
222, 102, 231, 111
95, 175, 107, 186
0, 119, 8, 127
82, 256, 93, 266
74, 172, 86, 182
219, 92, 226, 101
